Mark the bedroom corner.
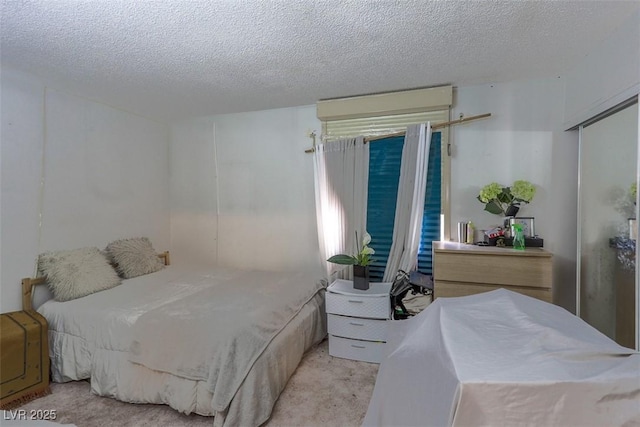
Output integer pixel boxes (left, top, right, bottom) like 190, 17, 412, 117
169, 105, 323, 274
0, 66, 171, 313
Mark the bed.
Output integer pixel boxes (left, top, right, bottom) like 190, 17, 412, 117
23, 247, 327, 427
363, 288, 640, 427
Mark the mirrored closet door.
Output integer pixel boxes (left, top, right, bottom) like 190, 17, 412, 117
578, 99, 639, 350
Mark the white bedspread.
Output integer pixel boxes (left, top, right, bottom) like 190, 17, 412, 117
363, 289, 640, 427
40, 265, 235, 381
128, 269, 325, 412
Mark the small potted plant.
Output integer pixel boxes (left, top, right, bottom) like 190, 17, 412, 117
477, 180, 536, 217
327, 232, 375, 290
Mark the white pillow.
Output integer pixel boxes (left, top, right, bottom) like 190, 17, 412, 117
38, 247, 121, 302
105, 237, 164, 279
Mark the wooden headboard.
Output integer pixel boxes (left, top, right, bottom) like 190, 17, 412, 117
21, 251, 171, 312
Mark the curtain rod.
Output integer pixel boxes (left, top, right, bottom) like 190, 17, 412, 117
304, 112, 491, 153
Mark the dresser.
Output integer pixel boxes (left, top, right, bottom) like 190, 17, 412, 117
432, 241, 553, 303
325, 279, 392, 363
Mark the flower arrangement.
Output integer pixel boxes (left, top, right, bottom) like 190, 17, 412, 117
477, 180, 536, 216
327, 232, 375, 266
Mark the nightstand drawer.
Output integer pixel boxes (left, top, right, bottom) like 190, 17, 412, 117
434, 281, 552, 303
326, 291, 390, 319
328, 335, 386, 364
328, 314, 388, 341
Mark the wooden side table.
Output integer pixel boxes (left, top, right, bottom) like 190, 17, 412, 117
0, 310, 50, 409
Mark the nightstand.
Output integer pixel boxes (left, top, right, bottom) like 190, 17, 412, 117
0, 310, 50, 409
325, 279, 392, 363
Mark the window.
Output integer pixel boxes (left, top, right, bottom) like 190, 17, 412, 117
321, 111, 450, 236
317, 86, 453, 278
366, 132, 442, 281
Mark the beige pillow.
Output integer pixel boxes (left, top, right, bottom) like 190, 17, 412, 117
38, 247, 121, 302
105, 237, 164, 279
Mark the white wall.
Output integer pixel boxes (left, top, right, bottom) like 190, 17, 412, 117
170, 117, 219, 266
1, 68, 44, 312
169, 106, 322, 273
0, 67, 171, 312
451, 78, 579, 312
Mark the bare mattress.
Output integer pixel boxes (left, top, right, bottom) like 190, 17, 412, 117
37, 265, 327, 427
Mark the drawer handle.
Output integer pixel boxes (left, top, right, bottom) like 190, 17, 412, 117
347, 299, 363, 303
349, 322, 364, 326
350, 344, 366, 349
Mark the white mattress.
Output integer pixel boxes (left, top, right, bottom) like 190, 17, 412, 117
38, 265, 327, 426
363, 289, 640, 427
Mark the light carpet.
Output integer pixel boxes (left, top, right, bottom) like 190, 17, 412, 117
11, 339, 379, 427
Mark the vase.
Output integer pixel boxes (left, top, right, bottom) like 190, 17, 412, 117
353, 265, 370, 290
505, 205, 520, 217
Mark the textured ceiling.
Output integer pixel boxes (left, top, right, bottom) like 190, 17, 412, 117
2, 1, 639, 121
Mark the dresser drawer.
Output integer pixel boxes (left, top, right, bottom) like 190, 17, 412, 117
433, 252, 552, 288
328, 335, 386, 364
328, 314, 388, 341
326, 291, 390, 319
434, 281, 552, 303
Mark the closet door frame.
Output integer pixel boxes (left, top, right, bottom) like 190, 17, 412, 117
576, 96, 639, 351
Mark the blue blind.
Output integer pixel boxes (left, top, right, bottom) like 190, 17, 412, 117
366, 136, 404, 281
366, 132, 441, 281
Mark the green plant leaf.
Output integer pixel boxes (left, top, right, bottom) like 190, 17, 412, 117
327, 254, 358, 265
484, 201, 504, 215
496, 189, 514, 204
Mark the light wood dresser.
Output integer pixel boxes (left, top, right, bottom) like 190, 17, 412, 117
433, 241, 553, 303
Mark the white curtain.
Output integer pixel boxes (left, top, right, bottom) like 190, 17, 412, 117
313, 137, 369, 281
383, 123, 432, 281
